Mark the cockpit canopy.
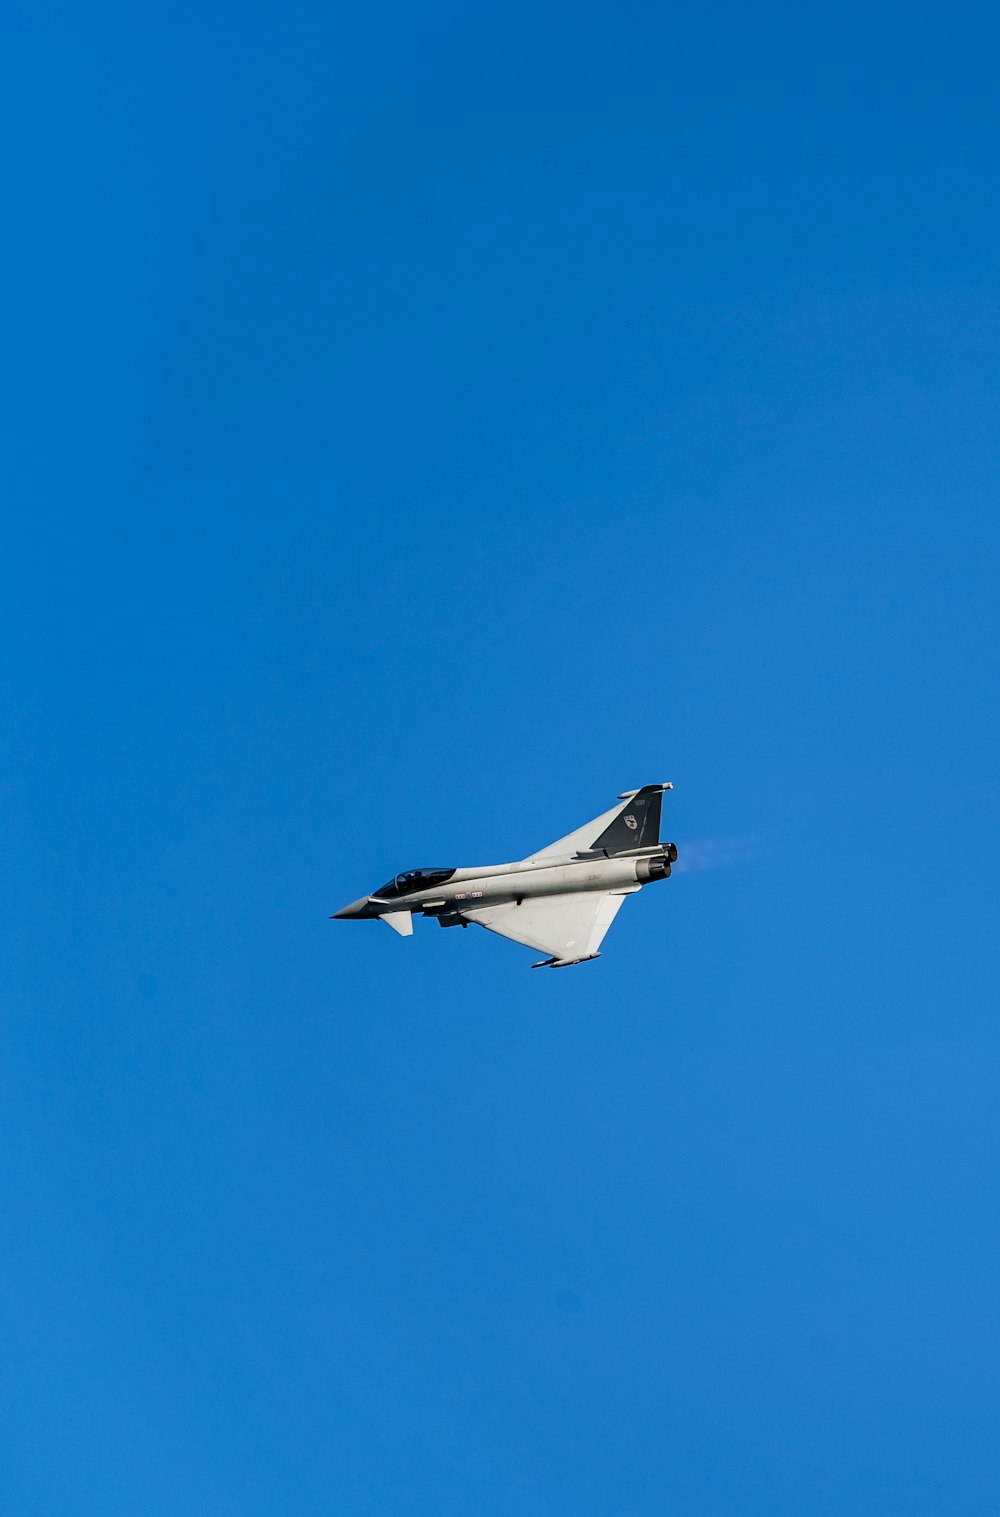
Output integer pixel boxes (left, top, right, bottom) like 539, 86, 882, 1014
374, 867, 456, 899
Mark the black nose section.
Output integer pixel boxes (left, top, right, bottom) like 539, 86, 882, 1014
330, 897, 370, 919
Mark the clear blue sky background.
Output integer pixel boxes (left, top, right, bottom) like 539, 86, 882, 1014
4, 2, 999, 1512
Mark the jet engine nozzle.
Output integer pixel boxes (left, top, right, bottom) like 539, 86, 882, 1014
635, 854, 672, 884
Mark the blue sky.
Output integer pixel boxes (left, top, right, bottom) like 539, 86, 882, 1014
4, 2, 1000, 1512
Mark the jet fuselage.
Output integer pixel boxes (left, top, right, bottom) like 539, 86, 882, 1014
334, 844, 676, 921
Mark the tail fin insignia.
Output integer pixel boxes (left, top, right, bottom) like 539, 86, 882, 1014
590, 785, 664, 854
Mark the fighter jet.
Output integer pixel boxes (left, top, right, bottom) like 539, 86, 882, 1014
331, 784, 677, 968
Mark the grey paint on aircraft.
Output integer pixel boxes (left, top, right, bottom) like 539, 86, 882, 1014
331, 784, 677, 968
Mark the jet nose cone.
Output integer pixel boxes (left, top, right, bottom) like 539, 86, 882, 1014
330, 897, 369, 920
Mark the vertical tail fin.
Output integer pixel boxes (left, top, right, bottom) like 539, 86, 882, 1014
590, 784, 668, 854
524, 784, 672, 861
